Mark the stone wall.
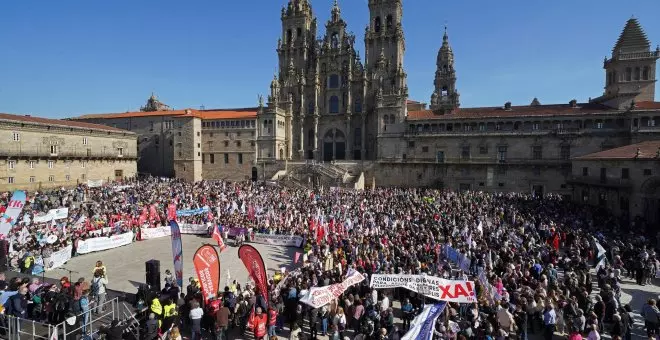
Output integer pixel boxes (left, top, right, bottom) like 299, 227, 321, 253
0, 121, 137, 191
71, 116, 176, 177
200, 125, 255, 181
173, 117, 202, 182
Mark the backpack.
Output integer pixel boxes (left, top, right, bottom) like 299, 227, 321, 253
3, 295, 14, 316
91, 278, 101, 296
54, 294, 67, 312
361, 319, 374, 335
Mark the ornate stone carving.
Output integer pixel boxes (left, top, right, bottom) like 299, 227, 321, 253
112, 141, 128, 149
42, 136, 65, 146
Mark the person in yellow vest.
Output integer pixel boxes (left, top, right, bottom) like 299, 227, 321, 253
162, 297, 178, 332
21, 253, 35, 274
149, 294, 163, 328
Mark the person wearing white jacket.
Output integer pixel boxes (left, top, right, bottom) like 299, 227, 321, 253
91, 269, 109, 314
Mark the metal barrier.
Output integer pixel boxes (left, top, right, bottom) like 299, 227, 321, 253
0, 314, 59, 340
60, 297, 120, 339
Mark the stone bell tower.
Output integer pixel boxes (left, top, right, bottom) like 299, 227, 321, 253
430, 26, 460, 113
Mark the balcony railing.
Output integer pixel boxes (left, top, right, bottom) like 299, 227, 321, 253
379, 157, 571, 165
0, 149, 138, 160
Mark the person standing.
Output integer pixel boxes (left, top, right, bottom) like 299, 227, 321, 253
253, 307, 268, 340
91, 269, 108, 314
543, 303, 557, 340
189, 300, 204, 340
215, 301, 230, 340
80, 291, 91, 335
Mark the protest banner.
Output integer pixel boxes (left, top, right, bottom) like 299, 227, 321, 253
76, 232, 134, 254
87, 179, 104, 188
251, 233, 303, 247
300, 271, 365, 308
228, 227, 248, 238
176, 206, 209, 217
140, 224, 208, 240
33, 208, 69, 224
45, 245, 73, 270
402, 302, 447, 340
0, 190, 26, 236
370, 274, 476, 303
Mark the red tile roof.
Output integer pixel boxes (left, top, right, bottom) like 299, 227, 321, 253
72, 108, 258, 120
407, 101, 660, 121
0, 112, 131, 133
575, 140, 660, 160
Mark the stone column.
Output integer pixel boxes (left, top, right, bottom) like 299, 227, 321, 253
313, 116, 319, 160
298, 117, 305, 160
345, 117, 352, 160
361, 114, 366, 161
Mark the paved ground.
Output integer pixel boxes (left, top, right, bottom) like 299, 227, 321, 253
42, 235, 298, 294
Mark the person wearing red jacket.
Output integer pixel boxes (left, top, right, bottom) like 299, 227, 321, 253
267, 306, 278, 337
253, 307, 267, 340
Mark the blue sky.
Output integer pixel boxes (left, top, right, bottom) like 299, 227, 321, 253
0, 0, 658, 118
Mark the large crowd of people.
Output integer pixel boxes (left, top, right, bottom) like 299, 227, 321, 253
0, 177, 658, 340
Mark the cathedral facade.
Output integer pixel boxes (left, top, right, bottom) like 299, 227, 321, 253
256, 0, 408, 162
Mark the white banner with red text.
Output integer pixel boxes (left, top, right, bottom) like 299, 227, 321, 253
299, 271, 365, 308
251, 233, 303, 247
76, 231, 134, 254
370, 274, 477, 303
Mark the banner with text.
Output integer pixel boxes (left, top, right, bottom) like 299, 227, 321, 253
33, 208, 69, 224
370, 274, 476, 303
140, 224, 208, 240
176, 206, 209, 217
252, 233, 303, 247
402, 302, 447, 340
300, 271, 365, 308
87, 179, 104, 188
76, 232, 134, 254
0, 190, 26, 236
193, 245, 221, 301
45, 245, 73, 270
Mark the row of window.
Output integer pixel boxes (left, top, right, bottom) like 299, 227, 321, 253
12, 133, 91, 146
582, 167, 652, 179
202, 120, 256, 129
202, 153, 245, 165
407, 143, 570, 161
6, 174, 85, 184
7, 160, 94, 170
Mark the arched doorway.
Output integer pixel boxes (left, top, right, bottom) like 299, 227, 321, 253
322, 129, 346, 161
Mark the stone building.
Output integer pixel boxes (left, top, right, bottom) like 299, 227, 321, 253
257, 0, 407, 163
69, 2, 660, 217
0, 113, 137, 191
72, 102, 258, 182
255, 3, 660, 197
570, 140, 660, 230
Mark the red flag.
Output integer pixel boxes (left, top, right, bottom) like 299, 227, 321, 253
207, 209, 214, 221
193, 245, 221, 302
309, 218, 316, 232
248, 205, 255, 221
167, 203, 177, 222
212, 226, 227, 253
294, 252, 302, 264
149, 204, 158, 222
329, 218, 335, 234
238, 245, 269, 309
316, 222, 325, 244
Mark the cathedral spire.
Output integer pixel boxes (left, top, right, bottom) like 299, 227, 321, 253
331, 0, 341, 22
430, 25, 460, 113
